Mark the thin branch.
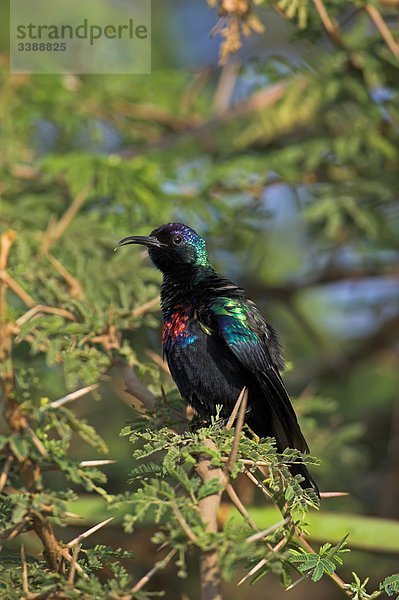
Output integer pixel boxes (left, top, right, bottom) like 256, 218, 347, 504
67, 543, 81, 586
40, 184, 91, 255
246, 517, 291, 544
0, 230, 16, 271
0, 271, 35, 307
65, 517, 114, 548
213, 58, 240, 114
130, 549, 177, 594
221, 456, 270, 468
365, 3, 399, 58
225, 386, 246, 431
64, 512, 83, 520
237, 537, 287, 586
79, 460, 117, 467
0, 453, 13, 493
61, 548, 87, 577
0, 515, 31, 541
312, 0, 343, 47
120, 363, 155, 411
115, 100, 201, 130
26, 427, 48, 458
244, 469, 272, 500
180, 67, 212, 113
145, 349, 170, 374
47, 253, 84, 299
16, 304, 76, 327
49, 384, 99, 409
225, 388, 248, 475
131, 296, 159, 318
225, 483, 258, 530
21, 544, 29, 595
171, 501, 198, 543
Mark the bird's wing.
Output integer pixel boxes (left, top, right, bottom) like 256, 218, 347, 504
206, 297, 308, 452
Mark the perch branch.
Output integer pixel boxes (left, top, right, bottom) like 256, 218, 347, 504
196, 439, 227, 600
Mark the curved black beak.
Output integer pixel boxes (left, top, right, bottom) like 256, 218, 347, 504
114, 235, 165, 251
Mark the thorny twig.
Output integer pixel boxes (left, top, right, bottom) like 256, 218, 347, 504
67, 543, 81, 586
65, 517, 114, 548
21, 544, 29, 595
129, 549, 177, 595
225, 387, 248, 475
49, 383, 99, 409
225, 483, 258, 530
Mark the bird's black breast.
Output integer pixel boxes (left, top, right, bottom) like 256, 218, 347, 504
164, 319, 246, 418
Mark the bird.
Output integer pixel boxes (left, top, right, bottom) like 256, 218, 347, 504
116, 222, 319, 496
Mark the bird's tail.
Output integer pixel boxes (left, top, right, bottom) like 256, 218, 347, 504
248, 372, 320, 498
287, 461, 320, 498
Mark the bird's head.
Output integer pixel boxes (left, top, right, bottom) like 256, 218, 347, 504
115, 223, 210, 273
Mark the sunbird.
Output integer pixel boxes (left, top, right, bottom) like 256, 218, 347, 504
116, 223, 319, 495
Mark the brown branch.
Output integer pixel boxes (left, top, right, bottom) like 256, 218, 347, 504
0, 515, 31, 541
65, 517, 114, 548
40, 184, 91, 255
16, 304, 76, 327
180, 67, 212, 114
246, 517, 291, 544
225, 483, 258, 530
312, 0, 343, 47
120, 363, 156, 411
196, 439, 227, 600
131, 296, 159, 318
48, 383, 99, 409
26, 427, 48, 458
225, 388, 248, 475
67, 543, 81, 586
47, 253, 85, 299
171, 501, 198, 543
0, 271, 35, 307
213, 58, 240, 115
21, 544, 29, 595
32, 512, 64, 572
60, 548, 86, 577
244, 469, 272, 500
0, 232, 28, 433
225, 386, 246, 430
130, 549, 177, 595
145, 349, 170, 374
365, 4, 399, 58
0, 453, 13, 493
237, 537, 288, 586
115, 101, 202, 131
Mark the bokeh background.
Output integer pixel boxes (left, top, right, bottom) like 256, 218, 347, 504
1, 0, 399, 597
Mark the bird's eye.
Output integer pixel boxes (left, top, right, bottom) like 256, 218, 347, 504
173, 235, 183, 245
